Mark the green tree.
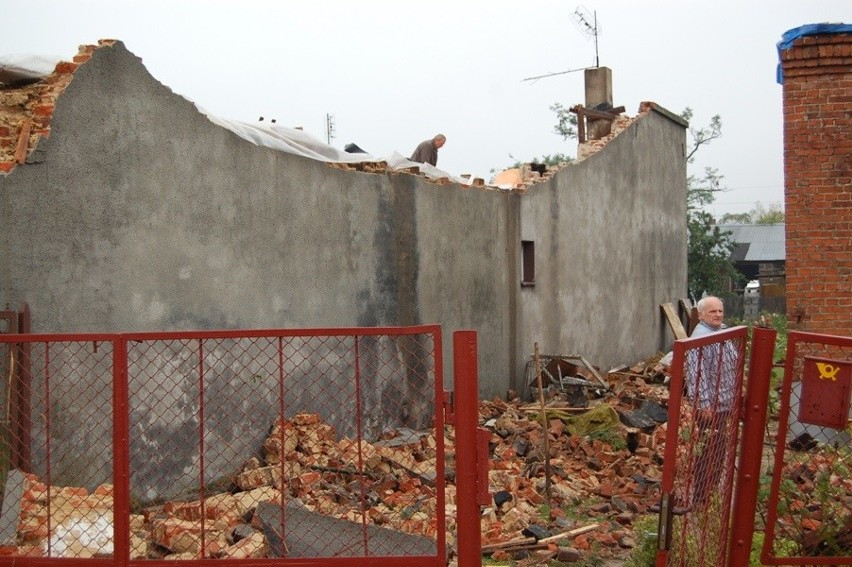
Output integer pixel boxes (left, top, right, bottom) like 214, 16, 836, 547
681, 108, 743, 299
492, 103, 579, 175
719, 203, 785, 225
551, 102, 579, 141
719, 211, 753, 224
752, 202, 785, 224
509, 153, 573, 167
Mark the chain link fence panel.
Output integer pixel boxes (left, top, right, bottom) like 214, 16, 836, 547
0, 327, 447, 565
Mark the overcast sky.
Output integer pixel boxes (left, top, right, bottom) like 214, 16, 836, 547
2, 1, 849, 218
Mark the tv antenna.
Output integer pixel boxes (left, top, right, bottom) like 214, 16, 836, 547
522, 6, 601, 83
572, 6, 600, 68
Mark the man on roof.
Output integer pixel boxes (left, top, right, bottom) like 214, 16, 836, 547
409, 134, 446, 166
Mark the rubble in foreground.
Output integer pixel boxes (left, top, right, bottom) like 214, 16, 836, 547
1, 354, 673, 564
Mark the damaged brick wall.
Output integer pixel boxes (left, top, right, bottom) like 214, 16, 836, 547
0, 40, 687, 400
779, 30, 852, 335
0, 42, 114, 173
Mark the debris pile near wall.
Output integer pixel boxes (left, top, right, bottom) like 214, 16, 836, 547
478, 355, 670, 563
0, 355, 672, 563
2, 470, 281, 559
0, 410, 445, 559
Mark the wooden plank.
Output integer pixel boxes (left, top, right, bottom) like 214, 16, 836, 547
481, 536, 537, 553
533, 343, 552, 501
577, 356, 608, 388
577, 105, 626, 121
679, 298, 699, 336
660, 302, 687, 340
573, 105, 586, 143
538, 522, 600, 544
519, 404, 588, 412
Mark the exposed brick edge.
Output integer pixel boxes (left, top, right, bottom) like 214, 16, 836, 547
0, 39, 117, 175
780, 33, 852, 79
574, 102, 684, 166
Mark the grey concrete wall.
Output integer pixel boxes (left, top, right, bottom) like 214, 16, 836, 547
1, 41, 686, 406
0, 43, 512, 393
515, 110, 687, 396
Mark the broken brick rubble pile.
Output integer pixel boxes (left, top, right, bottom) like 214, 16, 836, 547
0, 355, 674, 563
0, 412, 448, 559
477, 356, 670, 563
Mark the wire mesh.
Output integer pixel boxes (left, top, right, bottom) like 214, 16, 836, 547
0, 328, 445, 563
761, 332, 851, 564
658, 327, 746, 567
0, 338, 115, 558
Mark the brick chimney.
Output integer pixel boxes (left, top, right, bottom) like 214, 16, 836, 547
778, 24, 852, 335
584, 66, 613, 139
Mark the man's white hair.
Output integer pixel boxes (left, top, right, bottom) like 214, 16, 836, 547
696, 295, 722, 313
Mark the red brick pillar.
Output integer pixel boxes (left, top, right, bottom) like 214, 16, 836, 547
778, 27, 852, 335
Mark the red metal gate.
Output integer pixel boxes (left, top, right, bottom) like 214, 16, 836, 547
658, 325, 852, 567
656, 326, 748, 567
0, 325, 486, 566
760, 330, 851, 565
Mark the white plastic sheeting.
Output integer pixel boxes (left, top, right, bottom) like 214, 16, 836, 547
199, 107, 468, 184
0, 53, 63, 84
2, 53, 473, 185
44, 514, 114, 557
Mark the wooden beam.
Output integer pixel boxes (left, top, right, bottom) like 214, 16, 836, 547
660, 302, 687, 340
574, 105, 586, 143
575, 105, 626, 121
679, 298, 698, 336
538, 523, 600, 544
481, 536, 538, 553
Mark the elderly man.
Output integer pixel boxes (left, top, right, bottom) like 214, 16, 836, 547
409, 134, 446, 166
688, 296, 737, 418
686, 295, 740, 506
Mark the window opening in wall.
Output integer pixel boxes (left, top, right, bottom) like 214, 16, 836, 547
521, 240, 535, 286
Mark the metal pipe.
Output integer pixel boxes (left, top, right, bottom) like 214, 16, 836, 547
454, 330, 481, 567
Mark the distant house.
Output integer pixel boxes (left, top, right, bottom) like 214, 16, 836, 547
722, 223, 785, 282
718, 223, 786, 317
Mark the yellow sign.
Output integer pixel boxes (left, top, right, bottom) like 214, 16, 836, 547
800, 356, 851, 429
815, 362, 841, 381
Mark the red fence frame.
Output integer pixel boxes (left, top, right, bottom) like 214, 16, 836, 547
655, 326, 852, 567
0, 325, 488, 567
761, 330, 851, 566
656, 326, 748, 567
727, 326, 776, 566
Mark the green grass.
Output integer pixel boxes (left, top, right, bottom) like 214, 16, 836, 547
623, 514, 657, 567
587, 428, 627, 451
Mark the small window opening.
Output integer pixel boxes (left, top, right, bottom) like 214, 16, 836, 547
521, 240, 535, 286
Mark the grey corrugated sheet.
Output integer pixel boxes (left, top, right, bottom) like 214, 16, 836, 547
717, 224, 785, 261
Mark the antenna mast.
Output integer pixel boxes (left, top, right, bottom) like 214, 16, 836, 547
326, 113, 336, 145
522, 6, 601, 83
594, 11, 599, 67
572, 6, 600, 68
